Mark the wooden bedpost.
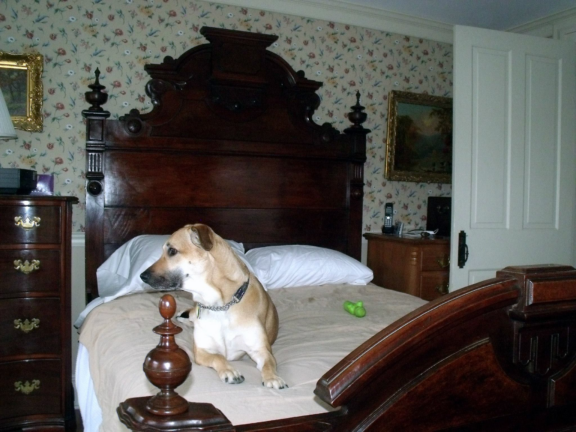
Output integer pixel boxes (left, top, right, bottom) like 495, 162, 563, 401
345, 91, 370, 260
117, 294, 234, 431
82, 68, 110, 303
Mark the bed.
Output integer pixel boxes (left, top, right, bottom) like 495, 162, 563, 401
78, 26, 576, 431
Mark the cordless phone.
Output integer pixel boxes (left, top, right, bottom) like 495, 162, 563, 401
382, 203, 394, 234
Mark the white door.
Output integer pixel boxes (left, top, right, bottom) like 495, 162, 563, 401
450, 25, 576, 290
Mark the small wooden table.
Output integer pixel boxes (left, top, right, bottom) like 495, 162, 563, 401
364, 233, 450, 300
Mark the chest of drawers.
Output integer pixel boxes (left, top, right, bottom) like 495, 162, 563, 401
0, 196, 77, 431
364, 233, 450, 301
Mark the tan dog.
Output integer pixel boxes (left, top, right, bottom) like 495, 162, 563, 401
140, 223, 287, 389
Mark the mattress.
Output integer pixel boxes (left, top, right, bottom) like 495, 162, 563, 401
76, 283, 426, 431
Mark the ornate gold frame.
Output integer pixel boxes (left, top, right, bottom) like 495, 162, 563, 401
0, 51, 43, 132
385, 90, 452, 183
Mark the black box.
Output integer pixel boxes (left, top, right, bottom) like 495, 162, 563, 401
0, 168, 38, 195
426, 197, 451, 237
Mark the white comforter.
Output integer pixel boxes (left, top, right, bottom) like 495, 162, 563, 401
76, 283, 426, 431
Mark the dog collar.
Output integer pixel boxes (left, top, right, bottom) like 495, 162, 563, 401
197, 278, 250, 315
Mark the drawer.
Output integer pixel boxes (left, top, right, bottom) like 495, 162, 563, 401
421, 245, 450, 272
0, 359, 62, 421
0, 204, 61, 245
0, 249, 61, 296
0, 298, 61, 358
421, 271, 450, 301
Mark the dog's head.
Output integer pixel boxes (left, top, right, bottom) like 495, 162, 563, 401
140, 224, 246, 305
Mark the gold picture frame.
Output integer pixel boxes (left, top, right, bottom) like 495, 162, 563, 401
0, 51, 43, 132
385, 90, 452, 183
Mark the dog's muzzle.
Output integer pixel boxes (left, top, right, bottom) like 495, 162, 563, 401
140, 269, 181, 291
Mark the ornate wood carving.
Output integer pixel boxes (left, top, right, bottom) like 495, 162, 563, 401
496, 265, 576, 407
82, 68, 110, 197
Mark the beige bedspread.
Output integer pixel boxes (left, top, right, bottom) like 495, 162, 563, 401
78, 283, 426, 431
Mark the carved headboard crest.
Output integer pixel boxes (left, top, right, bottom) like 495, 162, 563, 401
106, 26, 339, 142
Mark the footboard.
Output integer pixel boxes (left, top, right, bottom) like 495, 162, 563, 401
315, 264, 576, 431
119, 264, 576, 431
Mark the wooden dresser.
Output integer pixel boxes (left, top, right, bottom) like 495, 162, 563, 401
364, 233, 450, 301
0, 196, 77, 431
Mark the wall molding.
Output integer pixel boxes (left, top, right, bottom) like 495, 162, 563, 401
215, 0, 454, 43
72, 232, 85, 247
508, 7, 576, 38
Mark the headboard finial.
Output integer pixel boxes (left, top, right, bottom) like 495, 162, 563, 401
347, 91, 368, 130
85, 68, 108, 112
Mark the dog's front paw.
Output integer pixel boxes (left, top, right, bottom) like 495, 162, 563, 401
262, 375, 288, 390
219, 368, 245, 385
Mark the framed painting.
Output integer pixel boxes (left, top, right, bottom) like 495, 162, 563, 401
385, 90, 452, 183
0, 52, 43, 132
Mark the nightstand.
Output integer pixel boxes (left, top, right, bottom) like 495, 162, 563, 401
364, 233, 450, 300
0, 195, 78, 431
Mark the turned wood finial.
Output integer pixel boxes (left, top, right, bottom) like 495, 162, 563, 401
85, 68, 108, 112
347, 91, 367, 129
142, 294, 192, 416
117, 294, 233, 431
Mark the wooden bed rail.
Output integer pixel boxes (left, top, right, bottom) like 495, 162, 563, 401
118, 264, 576, 431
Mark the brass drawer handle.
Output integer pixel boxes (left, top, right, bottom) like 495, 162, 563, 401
14, 318, 40, 333
14, 216, 41, 230
437, 256, 450, 268
436, 284, 449, 295
14, 380, 41, 395
14, 259, 41, 274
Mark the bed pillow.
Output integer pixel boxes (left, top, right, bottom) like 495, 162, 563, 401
96, 234, 247, 298
245, 245, 373, 289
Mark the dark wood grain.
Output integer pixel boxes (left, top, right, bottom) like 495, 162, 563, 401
0, 249, 61, 296
0, 298, 61, 358
0, 195, 77, 431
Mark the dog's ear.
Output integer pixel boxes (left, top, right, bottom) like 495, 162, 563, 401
189, 224, 214, 251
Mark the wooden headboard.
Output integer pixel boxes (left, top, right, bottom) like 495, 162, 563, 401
82, 27, 369, 302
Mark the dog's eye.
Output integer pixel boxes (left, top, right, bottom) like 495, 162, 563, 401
167, 247, 178, 257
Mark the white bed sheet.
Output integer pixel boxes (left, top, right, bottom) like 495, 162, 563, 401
75, 283, 426, 431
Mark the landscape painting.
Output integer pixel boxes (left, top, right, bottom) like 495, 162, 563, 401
385, 90, 453, 183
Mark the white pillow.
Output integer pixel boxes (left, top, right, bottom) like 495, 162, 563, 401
96, 234, 247, 298
245, 245, 373, 289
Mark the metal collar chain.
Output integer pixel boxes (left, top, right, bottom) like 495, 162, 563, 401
197, 278, 250, 316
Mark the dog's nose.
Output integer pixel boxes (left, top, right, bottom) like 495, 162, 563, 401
140, 270, 151, 283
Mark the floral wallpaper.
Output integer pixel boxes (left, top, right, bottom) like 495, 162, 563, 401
0, 0, 452, 234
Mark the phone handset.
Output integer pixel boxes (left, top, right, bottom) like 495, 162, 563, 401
382, 203, 394, 234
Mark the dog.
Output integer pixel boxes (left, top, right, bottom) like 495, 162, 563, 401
140, 223, 287, 389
